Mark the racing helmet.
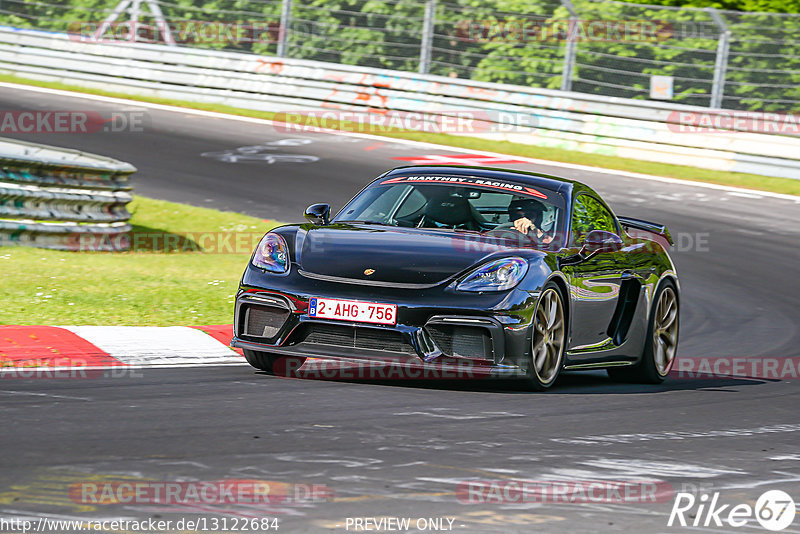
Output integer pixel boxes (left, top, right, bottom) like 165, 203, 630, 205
508, 198, 546, 226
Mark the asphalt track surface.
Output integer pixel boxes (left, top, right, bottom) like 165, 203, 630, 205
2, 85, 800, 533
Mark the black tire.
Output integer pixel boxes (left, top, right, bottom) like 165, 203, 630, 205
608, 279, 679, 384
523, 282, 567, 391
243, 350, 306, 375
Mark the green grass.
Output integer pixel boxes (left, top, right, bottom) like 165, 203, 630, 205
2, 72, 798, 197
0, 196, 280, 326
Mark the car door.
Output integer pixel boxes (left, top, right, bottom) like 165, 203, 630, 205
563, 193, 627, 353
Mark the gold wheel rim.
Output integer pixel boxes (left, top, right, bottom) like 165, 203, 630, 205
653, 286, 678, 376
532, 288, 565, 384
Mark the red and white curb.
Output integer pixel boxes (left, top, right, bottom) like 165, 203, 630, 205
0, 325, 245, 371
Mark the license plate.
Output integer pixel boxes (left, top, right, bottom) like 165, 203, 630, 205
308, 297, 397, 325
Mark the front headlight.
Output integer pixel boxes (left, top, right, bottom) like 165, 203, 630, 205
252, 232, 290, 273
456, 257, 528, 292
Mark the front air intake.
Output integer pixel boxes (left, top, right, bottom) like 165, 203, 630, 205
425, 324, 493, 361
243, 305, 290, 338
298, 323, 415, 355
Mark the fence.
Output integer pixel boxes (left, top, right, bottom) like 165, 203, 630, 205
0, 0, 798, 112
0, 136, 135, 250
1, 26, 799, 180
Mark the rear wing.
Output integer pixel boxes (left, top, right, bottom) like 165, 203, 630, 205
618, 216, 674, 246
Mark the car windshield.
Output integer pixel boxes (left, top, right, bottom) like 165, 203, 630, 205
334, 175, 567, 249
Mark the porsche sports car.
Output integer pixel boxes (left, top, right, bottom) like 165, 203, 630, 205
232, 165, 679, 390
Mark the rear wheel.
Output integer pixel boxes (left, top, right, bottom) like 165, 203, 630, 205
243, 349, 306, 375
524, 283, 566, 391
608, 280, 679, 384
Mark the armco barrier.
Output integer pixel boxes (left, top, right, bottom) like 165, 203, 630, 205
0, 26, 798, 180
0, 136, 135, 250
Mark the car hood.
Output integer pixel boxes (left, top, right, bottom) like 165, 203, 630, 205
296, 224, 518, 286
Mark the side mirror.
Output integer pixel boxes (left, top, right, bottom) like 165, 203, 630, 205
581, 230, 623, 256
304, 203, 330, 225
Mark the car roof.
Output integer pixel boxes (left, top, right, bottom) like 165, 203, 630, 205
382, 165, 589, 197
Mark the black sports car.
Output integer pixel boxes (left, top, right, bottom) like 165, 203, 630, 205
232, 165, 679, 390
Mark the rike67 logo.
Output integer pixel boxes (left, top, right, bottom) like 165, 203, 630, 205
668, 490, 796, 531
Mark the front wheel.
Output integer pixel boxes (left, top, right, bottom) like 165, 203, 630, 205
608, 280, 679, 384
523, 283, 566, 391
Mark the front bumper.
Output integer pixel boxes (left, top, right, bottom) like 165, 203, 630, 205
230, 268, 540, 377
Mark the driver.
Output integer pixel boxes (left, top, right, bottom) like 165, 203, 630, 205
509, 198, 553, 244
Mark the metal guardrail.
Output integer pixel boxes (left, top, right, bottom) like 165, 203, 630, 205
0, 26, 798, 180
0, 136, 135, 250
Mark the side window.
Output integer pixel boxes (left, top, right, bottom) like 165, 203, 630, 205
360, 187, 410, 221
571, 195, 617, 246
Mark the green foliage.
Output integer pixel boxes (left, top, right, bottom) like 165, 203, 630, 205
285, 0, 423, 70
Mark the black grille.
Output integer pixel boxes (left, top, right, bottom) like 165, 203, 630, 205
244, 305, 289, 338
300, 323, 415, 355
426, 324, 493, 360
